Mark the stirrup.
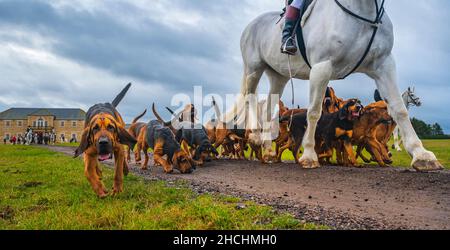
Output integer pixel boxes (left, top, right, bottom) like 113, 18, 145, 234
281, 37, 297, 55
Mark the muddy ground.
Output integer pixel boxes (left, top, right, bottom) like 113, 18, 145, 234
48, 146, 450, 230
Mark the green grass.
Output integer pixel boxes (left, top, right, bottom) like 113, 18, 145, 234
277, 139, 450, 169
0, 145, 325, 230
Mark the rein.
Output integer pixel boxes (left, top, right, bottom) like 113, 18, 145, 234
335, 0, 386, 79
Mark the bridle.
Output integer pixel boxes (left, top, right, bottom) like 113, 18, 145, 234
334, 0, 386, 79
403, 90, 421, 108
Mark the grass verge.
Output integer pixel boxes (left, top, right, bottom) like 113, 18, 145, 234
0, 145, 325, 230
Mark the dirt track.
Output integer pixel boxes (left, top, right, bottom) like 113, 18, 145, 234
49, 146, 450, 230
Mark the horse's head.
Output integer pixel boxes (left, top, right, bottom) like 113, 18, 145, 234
404, 87, 422, 107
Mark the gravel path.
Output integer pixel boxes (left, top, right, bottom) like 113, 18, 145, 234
48, 146, 450, 230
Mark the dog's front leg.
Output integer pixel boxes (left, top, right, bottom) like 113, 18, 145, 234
84, 150, 108, 198
113, 147, 125, 195
343, 140, 358, 167
153, 142, 173, 173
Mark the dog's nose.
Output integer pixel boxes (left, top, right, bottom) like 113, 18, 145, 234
98, 137, 109, 145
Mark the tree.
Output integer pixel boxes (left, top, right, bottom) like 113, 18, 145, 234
411, 118, 432, 137
431, 123, 444, 136
411, 118, 446, 138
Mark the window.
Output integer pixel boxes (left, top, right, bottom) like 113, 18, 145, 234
60, 121, 65, 127
17, 121, 23, 127
37, 118, 44, 127
33, 121, 37, 127
72, 121, 77, 127
5, 121, 10, 127
45, 121, 48, 127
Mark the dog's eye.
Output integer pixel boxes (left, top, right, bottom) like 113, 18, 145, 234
93, 125, 100, 132
107, 125, 115, 132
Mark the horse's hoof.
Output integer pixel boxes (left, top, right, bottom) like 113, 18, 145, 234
299, 159, 320, 169
413, 160, 444, 172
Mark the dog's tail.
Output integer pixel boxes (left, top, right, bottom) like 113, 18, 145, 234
152, 103, 166, 123
374, 89, 384, 102
131, 109, 147, 124
111, 83, 132, 108
166, 107, 183, 122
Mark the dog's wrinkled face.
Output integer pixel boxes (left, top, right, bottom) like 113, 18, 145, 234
340, 99, 364, 121
173, 151, 193, 174
89, 114, 120, 161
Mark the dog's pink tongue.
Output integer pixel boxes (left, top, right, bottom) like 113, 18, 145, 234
98, 154, 110, 161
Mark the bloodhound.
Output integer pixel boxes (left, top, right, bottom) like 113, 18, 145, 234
353, 101, 395, 167
137, 120, 194, 174
127, 109, 147, 163
281, 99, 364, 166
74, 83, 137, 198
275, 87, 342, 163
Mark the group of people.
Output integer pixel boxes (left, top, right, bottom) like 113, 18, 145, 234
3, 128, 58, 145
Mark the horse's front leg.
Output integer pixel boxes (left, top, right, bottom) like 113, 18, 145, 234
299, 61, 332, 169
370, 55, 443, 172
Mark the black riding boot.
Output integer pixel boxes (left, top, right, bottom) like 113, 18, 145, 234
281, 19, 298, 55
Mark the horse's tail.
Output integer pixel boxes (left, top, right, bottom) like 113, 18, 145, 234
222, 71, 248, 125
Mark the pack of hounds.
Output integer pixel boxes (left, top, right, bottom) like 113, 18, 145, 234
74, 83, 398, 197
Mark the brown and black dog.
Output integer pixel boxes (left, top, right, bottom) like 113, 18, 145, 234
127, 109, 147, 163
175, 122, 219, 166
353, 101, 395, 167
136, 120, 193, 174
275, 87, 343, 163
281, 99, 363, 166
74, 83, 137, 198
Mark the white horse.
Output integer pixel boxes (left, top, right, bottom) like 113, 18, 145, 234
392, 87, 422, 152
227, 0, 442, 171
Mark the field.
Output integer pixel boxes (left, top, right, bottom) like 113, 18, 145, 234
0, 145, 324, 230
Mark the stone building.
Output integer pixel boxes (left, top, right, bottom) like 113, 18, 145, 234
0, 108, 86, 143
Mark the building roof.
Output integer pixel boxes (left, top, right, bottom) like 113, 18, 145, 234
0, 108, 86, 120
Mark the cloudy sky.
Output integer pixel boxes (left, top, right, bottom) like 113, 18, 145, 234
0, 0, 449, 132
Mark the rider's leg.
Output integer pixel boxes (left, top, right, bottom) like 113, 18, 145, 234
281, 0, 304, 55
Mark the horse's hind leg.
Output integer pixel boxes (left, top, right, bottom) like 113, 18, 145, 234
369, 55, 443, 172
299, 61, 332, 169
264, 68, 289, 157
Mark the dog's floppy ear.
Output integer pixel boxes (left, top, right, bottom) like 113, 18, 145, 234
117, 126, 137, 150
74, 127, 90, 158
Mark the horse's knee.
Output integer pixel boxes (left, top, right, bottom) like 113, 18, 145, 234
392, 108, 409, 121
307, 110, 321, 121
